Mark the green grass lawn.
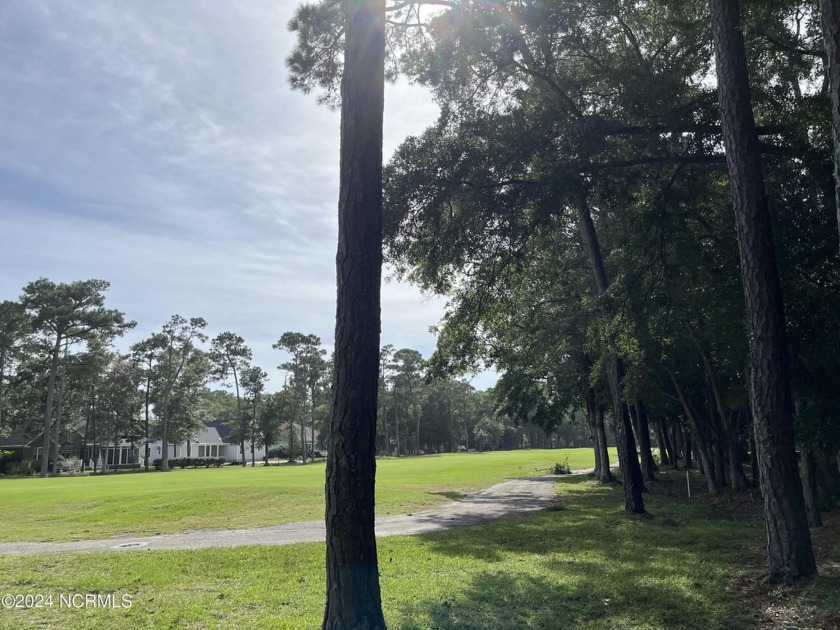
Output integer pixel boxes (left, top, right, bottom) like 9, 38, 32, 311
0, 449, 609, 543
1, 474, 836, 629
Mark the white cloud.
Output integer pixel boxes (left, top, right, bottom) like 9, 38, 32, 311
0, 1, 494, 390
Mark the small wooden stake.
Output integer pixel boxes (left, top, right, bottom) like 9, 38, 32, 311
686, 471, 691, 499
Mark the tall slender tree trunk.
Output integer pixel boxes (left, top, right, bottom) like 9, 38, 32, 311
233, 366, 247, 467
113, 419, 120, 474
322, 0, 387, 626
668, 369, 719, 495
593, 394, 613, 482
312, 389, 318, 458
0, 350, 6, 430
301, 395, 308, 464
726, 412, 748, 491
91, 400, 98, 474
820, 0, 840, 244
286, 410, 294, 463
696, 344, 748, 489
81, 398, 91, 472
800, 450, 823, 527
706, 381, 727, 489
50, 364, 67, 475
143, 358, 151, 472
576, 196, 645, 513
662, 422, 679, 469
634, 401, 657, 482
161, 393, 171, 472
684, 431, 693, 468
585, 389, 602, 477
394, 406, 400, 456
654, 421, 669, 466
710, 0, 816, 581
40, 335, 62, 477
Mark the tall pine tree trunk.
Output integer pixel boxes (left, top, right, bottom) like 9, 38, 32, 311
40, 336, 62, 477
634, 401, 657, 482
50, 366, 67, 476
655, 421, 670, 466
576, 196, 645, 512
710, 0, 816, 580
586, 388, 610, 481
301, 398, 307, 464
144, 361, 151, 472
593, 402, 613, 482
322, 0, 387, 626
820, 0, 840, 244
800, 449, 822, 527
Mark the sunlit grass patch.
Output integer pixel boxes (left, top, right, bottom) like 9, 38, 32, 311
0, 448, 611, 542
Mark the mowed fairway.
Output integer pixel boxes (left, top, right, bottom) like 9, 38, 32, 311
2, 475, 837, 629
0, 449, 609, 543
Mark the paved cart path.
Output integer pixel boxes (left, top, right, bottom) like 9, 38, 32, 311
0, 471, 592, 556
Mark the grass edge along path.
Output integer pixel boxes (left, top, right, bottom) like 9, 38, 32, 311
0, 449, 610, 543
0, 474, 837, 629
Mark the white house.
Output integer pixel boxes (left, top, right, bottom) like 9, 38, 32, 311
147, 421, 266, 464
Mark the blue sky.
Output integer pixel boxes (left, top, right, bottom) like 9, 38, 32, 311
0, 2, 495, 390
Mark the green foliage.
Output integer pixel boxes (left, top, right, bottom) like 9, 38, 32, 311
552, 458, 572, 475
5, 459, 34, 477
0, 449, 17, 474
267, 445, 288, 460
153, 457, 226, 471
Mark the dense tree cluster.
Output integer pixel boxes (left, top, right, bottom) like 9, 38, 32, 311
290, 0, 840, 585
0, 278, 537, 478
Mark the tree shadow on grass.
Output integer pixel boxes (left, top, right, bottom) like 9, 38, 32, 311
427, 491, 466, 501
394, 566, 753, 630
393, 478, 760, 629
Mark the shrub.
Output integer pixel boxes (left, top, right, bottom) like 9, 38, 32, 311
552, 458, 572, 475
0, 450, 18, 474
7, 460, 34, 476
152, 456, 226, 470
267, 446, 288, 460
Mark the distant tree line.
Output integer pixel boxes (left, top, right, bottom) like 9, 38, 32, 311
1, 277, 582, 478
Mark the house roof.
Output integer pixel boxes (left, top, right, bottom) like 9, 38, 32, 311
0, 432, 32, 448
205, 419, 233, 442
194, 425, 224, 445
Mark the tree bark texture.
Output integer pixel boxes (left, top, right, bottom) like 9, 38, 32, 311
634, 401, 657, 482
585, 390, 602, 476
322, 0, 387, 627
576, 196, 645, 513
821, 0, 840, 245
586, 389, 613, 482
593, 403, 613, 482
800, 450, 822, 527
710, 0, 816, 581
